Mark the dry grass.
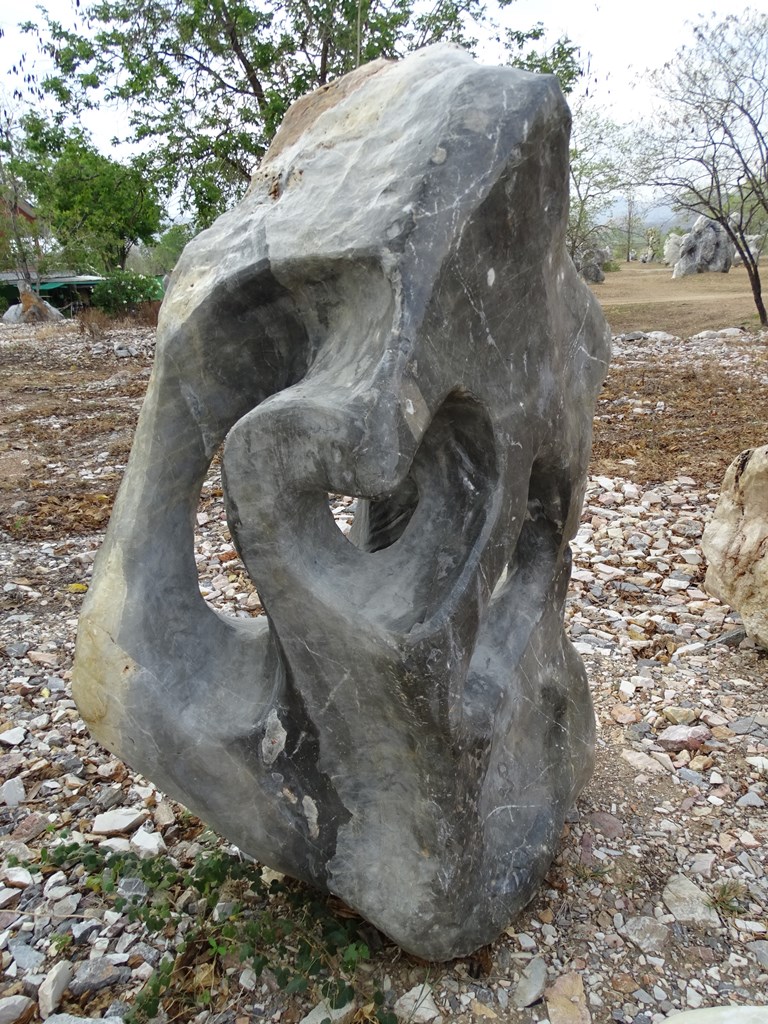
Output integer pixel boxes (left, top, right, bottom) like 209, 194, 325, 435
592, 261, 763, 337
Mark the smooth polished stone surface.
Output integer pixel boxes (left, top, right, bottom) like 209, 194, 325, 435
73, 44, 610, 959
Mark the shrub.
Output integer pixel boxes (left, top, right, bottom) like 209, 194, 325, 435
92, 270, 163, 316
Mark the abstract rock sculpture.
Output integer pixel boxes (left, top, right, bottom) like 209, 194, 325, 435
732, 233, 764, 267
663, 232, 682, 267
673, 216, 732, 277
2, 289, 65, 323
73, 44, 610, 959
702, 446, 768, 650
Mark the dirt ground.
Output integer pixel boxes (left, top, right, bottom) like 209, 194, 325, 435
0, 265, 766, 542
593, 261, 762, 337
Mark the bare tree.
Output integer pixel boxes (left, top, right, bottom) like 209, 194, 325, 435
567, 99, 629, 262
642, 10, 768, 325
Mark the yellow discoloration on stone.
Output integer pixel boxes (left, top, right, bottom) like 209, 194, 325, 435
72, 547, 132, 752
72, 618, 135, 754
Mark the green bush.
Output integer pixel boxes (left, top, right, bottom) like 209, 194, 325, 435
0, 296, 9, 316
92, 270, 163, 316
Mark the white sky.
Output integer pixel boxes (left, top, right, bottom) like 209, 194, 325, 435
502, 0, 753, 119
0, 0, 757, 151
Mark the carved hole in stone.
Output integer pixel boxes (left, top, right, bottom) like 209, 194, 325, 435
195, 449, 263, 618
344, 475, 420, 553
490, 457, 566, 605
328, 494, 357, 538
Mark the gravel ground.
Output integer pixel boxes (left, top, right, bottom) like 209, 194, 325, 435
0, 322, 767, 1024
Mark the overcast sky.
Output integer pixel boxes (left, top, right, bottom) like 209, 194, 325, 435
503, 0, 752, 118
0, 0, 756, 149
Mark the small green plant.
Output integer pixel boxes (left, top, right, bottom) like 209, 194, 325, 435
91, 270, 162, 316
708, 879, 749, 916
49, 932, 73, 955
10, 515, 29, 535
38, 837, 394, 1023
571, 861, 608, 883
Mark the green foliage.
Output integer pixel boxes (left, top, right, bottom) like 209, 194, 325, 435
37, 837, 394, 1023
11, 114, 163, 273
49, 932, 73, 955
92, 269, 163, 314
19, 0, 581, 225
0, 109, 45, 280
131, 223, 195, 275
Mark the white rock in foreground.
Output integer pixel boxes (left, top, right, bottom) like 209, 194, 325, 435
668, 1009, 768, 1023
702, 445, 768, 649
298, 1001, 356, 1024
91, 807, 147, 835
662, 874, 721, 929
130, 827, 167, 859
394, 984, 441, 1023
38, 961, 73, 1019
0, 995, 35, 1024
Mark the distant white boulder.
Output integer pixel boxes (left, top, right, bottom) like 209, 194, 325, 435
663, 232, 682, 266
672, 216, 732, 277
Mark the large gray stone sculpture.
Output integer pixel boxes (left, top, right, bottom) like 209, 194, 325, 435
73, 44, 610, 960
672, 216, 732, 277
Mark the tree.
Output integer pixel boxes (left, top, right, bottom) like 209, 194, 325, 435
642, 10, 768, 325
567, 100, 629, 261
0, 102, 43, 284
129, 223, 195, 275
18, 0, 581, 225
13, 114, 163, 272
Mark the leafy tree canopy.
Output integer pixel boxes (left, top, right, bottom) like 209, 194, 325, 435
10, 112, 163, 273
18, 0, 581, 225
130, 223, 196, 275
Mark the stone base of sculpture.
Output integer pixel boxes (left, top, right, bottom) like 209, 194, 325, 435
72, 44, 610, 959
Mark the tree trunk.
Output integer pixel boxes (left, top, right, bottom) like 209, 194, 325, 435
728, 226, 768, 327
746, 264, 768, 326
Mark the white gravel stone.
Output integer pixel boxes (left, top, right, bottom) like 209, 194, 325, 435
394, 984, 441, 1022
91, 807, 147, 835
662, 874, 721, 929
0, 778, 26, 807
0, 995, 35, 1024
512, 956, 548, 1008
298, 1000, 357, 1024
129, 828, 167, 859
38, 960, 73, 1018
0, 728, 26, 747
